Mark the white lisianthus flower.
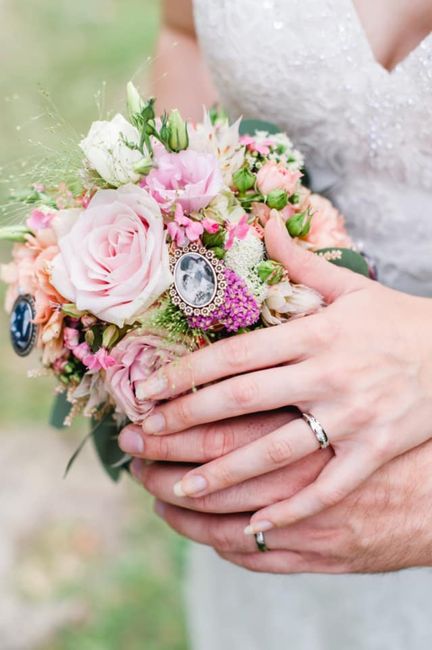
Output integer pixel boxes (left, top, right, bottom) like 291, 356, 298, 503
80, 113, 143, 187
202, 191, 245, 224
189, 111, 245, 185
262, 281, 323, 326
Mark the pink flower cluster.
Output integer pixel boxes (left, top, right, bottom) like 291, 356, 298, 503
188, 269, 260, 333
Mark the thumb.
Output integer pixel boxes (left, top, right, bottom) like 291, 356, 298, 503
264, 215, 367, 303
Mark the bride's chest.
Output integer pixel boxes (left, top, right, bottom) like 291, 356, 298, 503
195, 1, 432, 183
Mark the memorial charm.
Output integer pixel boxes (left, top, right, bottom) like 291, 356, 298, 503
169, 244, 227, 317
10, 294, 38, 357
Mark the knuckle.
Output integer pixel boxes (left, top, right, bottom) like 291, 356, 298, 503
173, 397, 194, 427
316, 484, 346, 509
210, 522, 233, 552
153, 435, 172, 461
229, 377, 259, 409
370, 429, 392, 461
220, 337, 251, 372
201, 422, 236, 461
348, 397, 373, 429
265, 434, 294, 466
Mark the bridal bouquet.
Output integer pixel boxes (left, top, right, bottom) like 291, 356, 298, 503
0, 84, 369, 478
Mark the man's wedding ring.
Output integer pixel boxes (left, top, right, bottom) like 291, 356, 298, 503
255, 531, 269, 552
302, 412, 330, 449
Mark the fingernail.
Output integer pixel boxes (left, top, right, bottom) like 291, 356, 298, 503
136, 374, 167, 400
244, 520, 274, 536
119, 428, 144, 454
154, 500, 166, 518
142, 413, 165, 435
173, 475, 208, 497
130, 458, 144, 480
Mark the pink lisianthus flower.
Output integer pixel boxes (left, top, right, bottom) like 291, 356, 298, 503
63, 327, 80, 350
202, 217, 220, 234
167, 204, 204, 247
143, 148, 223, 213
239, 135, 273, 156
51, 185, 173, 327
71, 341, 115, 371
256, 161, 302, 196
225, 214, 250, 250
105, 332, 188, 423
304, 194, 353, 250
27, 208, 56, 231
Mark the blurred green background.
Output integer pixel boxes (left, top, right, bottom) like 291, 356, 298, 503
0, 1, 189, 648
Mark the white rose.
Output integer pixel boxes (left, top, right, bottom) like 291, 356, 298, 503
80, 114, 143, 187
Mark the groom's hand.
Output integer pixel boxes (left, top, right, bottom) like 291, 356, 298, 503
130, 432, 432, 573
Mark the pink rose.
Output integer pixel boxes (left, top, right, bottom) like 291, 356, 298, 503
144, 149, 223, 213
256, 161, 301, 196
105, 332, 188, 423
51, 185, 173, 327
305, 194, 353, 250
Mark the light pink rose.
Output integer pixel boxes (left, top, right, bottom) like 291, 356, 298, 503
144, 148, 223, 213
256, 161, 301, 196
105, 332, 188, 423
51, 185, 173, 327
305, 194, 353, 250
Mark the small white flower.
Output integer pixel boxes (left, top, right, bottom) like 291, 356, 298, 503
262, 281, 323, 325
80, 113, 143, 187
225, 231, 267, 301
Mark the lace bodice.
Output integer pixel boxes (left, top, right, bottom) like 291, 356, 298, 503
194, 0, 432, 295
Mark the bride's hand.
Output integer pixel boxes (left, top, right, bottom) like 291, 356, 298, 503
120, 216, 432, 535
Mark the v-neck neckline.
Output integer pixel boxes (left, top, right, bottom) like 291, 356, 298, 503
347, 0, 432, 75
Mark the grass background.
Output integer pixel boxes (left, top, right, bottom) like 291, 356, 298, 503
0, 1, 189, 648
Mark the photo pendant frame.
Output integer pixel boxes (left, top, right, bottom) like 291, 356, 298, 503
169, 243, 227, 317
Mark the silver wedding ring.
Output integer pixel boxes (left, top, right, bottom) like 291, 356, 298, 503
255, 531, 269, 552
302, 412, 330, 449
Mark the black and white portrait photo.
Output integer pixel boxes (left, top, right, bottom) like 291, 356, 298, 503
174, 252, 217, 308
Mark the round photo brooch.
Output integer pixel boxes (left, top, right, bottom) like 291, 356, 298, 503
169, 243, 227, 317
10, 294, 38, 357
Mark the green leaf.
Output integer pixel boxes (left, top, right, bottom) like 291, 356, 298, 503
0, 225, 32, 242
50, 392, 72, 429
202, 230, 225, 248
239, 119, 281, 136
91, 412, 128, 482
316, 248, 370, 277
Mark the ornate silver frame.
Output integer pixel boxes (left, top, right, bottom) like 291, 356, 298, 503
169, 243, 227, 317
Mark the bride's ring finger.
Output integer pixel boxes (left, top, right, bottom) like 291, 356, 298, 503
173, 410, 336, 499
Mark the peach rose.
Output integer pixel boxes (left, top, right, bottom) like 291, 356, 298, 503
256, 161, 301, 196
51, 185, 173, 327
105, 332, 188, 423
305, 194, 353, 250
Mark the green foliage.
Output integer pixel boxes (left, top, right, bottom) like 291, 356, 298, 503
239, 118, 281, 135
149, 299, 201, 344
316, 247, 371, 277
91, 412, 129, 482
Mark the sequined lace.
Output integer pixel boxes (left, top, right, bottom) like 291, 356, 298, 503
194, 0, 432, 295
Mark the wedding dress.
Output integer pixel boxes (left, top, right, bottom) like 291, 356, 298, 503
186, 1, 432, 648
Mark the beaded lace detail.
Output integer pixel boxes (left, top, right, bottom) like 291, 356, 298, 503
194, 0, 432, 294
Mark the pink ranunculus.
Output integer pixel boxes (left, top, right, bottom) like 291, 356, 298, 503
256, 161, 302, 196
143, 148, 223, 214
51, 185, 173, 327
105, 332, 188, 423
305, 194, 353, 250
